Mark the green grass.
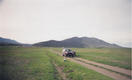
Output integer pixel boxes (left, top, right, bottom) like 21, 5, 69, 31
0, 47, 114, 80
47, 49, 113, 80
0, 47, 59, 80
52, 48, 131, 70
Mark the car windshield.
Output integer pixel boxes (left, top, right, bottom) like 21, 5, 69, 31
66, 49, 71, 52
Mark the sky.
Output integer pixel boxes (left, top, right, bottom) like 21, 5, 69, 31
0, 0, 131, 47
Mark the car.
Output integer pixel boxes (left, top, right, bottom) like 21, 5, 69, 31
62, 48, 76, 57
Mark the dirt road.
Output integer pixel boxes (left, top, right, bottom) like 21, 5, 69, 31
74, 57, 131, 76
49, 49, 131, 80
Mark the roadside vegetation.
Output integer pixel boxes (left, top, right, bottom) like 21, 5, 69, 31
0, 47, 114, 80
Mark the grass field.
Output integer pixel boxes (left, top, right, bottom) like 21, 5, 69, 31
0, 47, 59, 80
53, 48, 131, 70
0, 47, 115, 80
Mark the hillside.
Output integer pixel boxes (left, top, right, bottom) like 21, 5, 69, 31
0, 37, 21, 46
33, 37, 122, 48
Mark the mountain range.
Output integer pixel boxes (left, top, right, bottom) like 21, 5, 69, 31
33, 37, 121, 48
0, 37, 122, 48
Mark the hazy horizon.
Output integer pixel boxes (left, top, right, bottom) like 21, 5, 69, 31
0, 0, 131, 47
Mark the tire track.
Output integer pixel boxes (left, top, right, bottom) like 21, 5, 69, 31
46, 52, 67, 80
68, 58, 131, 80
74, 57, 131, 76
53, 62, 67, 80
49, 49, 131, 80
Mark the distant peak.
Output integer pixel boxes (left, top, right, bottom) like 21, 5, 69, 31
71, 37, 80, 38
49, 40, 57, 42
81, 36, 88, 38
0, 37, 3, 38
33, 36, 122, 48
